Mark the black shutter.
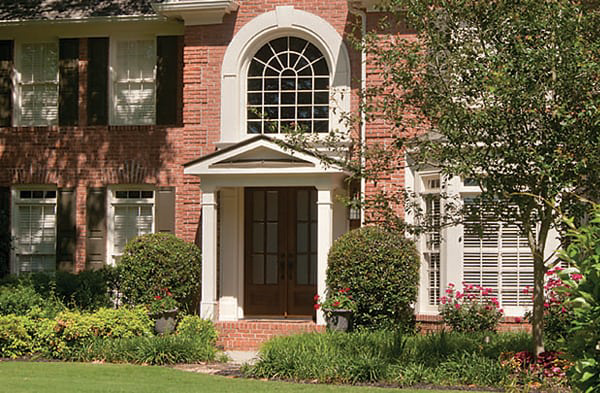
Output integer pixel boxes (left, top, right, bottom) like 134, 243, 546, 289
87, 38, 108, 126
156, 36, 182, 126
59, 39, 79, 126
86, 188, 106, 270
155, 187, 175, 233
0, 40, 13, 127
0, 187, 10, 277
56, 188, 76, 271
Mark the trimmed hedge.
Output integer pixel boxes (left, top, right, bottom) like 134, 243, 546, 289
117, 233, 202, 313
326, 226, 419, 331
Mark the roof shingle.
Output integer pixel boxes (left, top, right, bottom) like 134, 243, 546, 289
0, 0, 163, 21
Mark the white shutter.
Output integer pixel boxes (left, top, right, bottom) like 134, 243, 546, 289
462, 199, 533, 307
19, 43, 58, 126
113, 40, 155, 125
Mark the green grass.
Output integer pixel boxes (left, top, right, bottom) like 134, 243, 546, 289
0, 362, 484, 393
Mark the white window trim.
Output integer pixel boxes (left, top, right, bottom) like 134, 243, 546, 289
11, 185, 57, 274
106, 185, 155, 266
412, 171, 537, 317
108, 35, 157, 126
13, 39, 59, 127
219, 6, 351, 145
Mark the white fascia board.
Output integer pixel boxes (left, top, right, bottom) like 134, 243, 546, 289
152, 0, 239, 25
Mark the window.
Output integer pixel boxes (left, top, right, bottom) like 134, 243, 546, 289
421, 175, 441, 306
108, 189, 154, 263
17, 42, 59, 126
112, 39, 156, 125
462, 198, 534, 307
13, 188, 57, 272
414, 173, 535, 314
247, 36, 330, 134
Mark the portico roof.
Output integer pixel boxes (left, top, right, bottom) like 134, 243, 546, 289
183, 135, 350, 176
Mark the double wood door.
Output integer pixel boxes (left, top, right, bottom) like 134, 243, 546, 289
244, 188, 318, 317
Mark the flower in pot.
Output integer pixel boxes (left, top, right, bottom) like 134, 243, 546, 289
147, 288, 179, 334
314, 288, 357, 332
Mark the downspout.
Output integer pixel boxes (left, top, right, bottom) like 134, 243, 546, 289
350, 7, 367, 226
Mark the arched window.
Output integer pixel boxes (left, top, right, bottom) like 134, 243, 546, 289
246, 36, 330, 134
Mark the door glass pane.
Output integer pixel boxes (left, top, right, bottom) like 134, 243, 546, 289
252, 254, 264, 284
266, 223, 278, 253
310, 222, 317, 252
252, 223, 264, 253
310, 254, 317, 285
253, 191, 265, 220
266, 255, 278, 284
297, 222, 308, 252
266, 191, 278, 221
296, 255, 308, 285
310, 189, 317, 218
297, 190, 308, 221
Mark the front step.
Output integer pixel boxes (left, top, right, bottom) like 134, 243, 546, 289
215, 320, 325, 350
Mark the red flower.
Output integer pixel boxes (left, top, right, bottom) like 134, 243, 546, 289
333, 301, 340, 307
314, 303, 320, 310
154, 295, 162, 300
515, 317, 522, 323
313, 294, 320, 302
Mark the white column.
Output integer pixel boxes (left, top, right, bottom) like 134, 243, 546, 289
218, 187, 240, 321
200, 188, 218, 320
316, 187, 334, 325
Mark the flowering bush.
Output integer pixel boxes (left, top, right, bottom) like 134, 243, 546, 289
501, 350, 572, 390
439, 282, 503, 333
314, 288, 357, 313
524, 267, 576, 346
147, 288, 178, 314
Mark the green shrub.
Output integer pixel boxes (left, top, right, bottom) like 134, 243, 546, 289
177, 315, 218, 345
0, 285, 64, 317
326, 226, 419, 331
117, 233, 202, 313
558, 203, 600, 393
0, 269, 114, 312
54, 307, 153, 344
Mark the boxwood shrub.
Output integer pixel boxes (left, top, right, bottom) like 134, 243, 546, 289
117, 233, 202, 313
326, 226, 419, 331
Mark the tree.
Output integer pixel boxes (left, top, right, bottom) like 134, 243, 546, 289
356, 0, 600, 356
282, 0, 598, 356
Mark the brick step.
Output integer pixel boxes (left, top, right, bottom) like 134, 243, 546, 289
215, 320, 325, 350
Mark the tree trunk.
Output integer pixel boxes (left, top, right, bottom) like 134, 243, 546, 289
532, 250, 546, 356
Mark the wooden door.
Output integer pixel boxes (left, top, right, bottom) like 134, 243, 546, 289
244, 188, 317, 317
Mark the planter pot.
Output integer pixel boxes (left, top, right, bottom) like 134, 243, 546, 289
150, 308, 178, 334
324, 309, 353, 332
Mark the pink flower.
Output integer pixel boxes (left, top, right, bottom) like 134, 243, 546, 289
571, 273, 583, 281
454, 303, 461, 310
455, 291, 464, 299
544, 302, 550, 308
499, 308, 504, 314
448, 282, 455, 288
561, 307, 567, 313
446, 289, 453, 294
440, 296, 448, 305
515, 317, 522, 323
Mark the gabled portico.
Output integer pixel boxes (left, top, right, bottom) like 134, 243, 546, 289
184, 135, 349, 325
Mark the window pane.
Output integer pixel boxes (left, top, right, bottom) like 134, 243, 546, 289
246, 37, 329, 134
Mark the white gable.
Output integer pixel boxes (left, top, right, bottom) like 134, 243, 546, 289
184, 136, 348, 176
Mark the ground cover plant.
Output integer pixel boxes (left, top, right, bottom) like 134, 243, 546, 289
0, 362, 482, 393
245, 330, 544, 389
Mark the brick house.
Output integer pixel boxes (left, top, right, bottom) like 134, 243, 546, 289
0, 0, 541, 347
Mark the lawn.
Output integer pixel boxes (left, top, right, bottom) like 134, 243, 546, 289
0, 362, 484, 393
